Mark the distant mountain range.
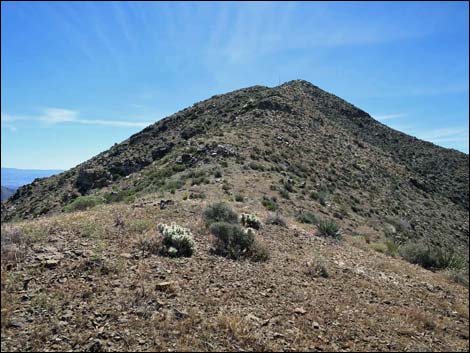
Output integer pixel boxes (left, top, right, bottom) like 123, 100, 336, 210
1, 167, 64, 189
1, 168, 64, 201
1, 186, 15, 201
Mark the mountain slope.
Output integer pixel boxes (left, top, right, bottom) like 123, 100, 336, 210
2, 80, 468, 256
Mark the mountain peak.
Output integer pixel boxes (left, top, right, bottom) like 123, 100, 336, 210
2, 82, 468, 257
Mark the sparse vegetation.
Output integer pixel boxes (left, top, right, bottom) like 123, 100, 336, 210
261, 196, 278, 211
191, 176, 210, 186
209, 222, 268, 261
136, 234, 160, 257
310, 189, 329, 206
398, 242, 466, 270
103, 190, 134, 204
445, 269, 469, 287
203, 202, 239, 227
305, 257, 330, 278
266, 212, 288, 227
210, 222, 254, 259
317, 220, 342, 239
297, 211, 318, 225
127, 219, 153, 234
64, 195, 104, 212
248, 161, 265, 171
1, 228, 30, 265
279, 188, 290, 199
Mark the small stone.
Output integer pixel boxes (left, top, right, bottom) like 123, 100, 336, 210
61, 310, 74, 320
312, 321, 320, 329
155, 281, 174, 292
44, 259, 59, 269
173, 308, 189, 320
246, 314, 261, 323
294, 307, 307, 315
8, 320, 24, 329
120, 253, 133, 259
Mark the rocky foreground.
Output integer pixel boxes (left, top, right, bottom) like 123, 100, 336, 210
1, 198, 468, 352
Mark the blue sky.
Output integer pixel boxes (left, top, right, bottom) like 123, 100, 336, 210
1, 1, 469, 169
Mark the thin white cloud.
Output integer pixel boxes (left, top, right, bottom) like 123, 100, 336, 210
416, 127, 469, 144
2, 123, 17, 132
2, 108, 152, 129
73, 119, 150, 128
39, 108, 79, 123
374, 113, 407, 121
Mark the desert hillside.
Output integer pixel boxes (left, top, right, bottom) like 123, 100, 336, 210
1, 80, 469, 351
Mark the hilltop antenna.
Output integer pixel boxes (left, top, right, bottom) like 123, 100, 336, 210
278, 75, 280, 86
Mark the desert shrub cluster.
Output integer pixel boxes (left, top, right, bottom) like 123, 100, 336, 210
398, 242, 466, 270
205, 203, 269, 262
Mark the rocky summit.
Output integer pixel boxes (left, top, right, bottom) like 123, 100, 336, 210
1, 80, 469, 351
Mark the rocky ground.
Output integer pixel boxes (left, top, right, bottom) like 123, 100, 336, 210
1, 199, 468, 352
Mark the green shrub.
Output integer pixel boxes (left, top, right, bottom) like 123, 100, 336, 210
64, 195, 104, 212
249, 161, 265, 171
262, 197, 278, 211
297, 212, 318, 225
158, 223, 194, 257
189, 191, 206, 199
384, 239, 399, 257
127, 219, 153, 234
310, 190, 328, 206
220, 161, 228, 168
213, 169, 222, 178
124, 195, 136, 204
318, 220, 342, 239
279, 188, 290, 199
164, 178, 185, 191
186, 169, 206, 179
250, 241, 270, 262
446, 269, 469, 287
172, 164, 186, 173
104, 190, 133, 203
203, 202, 238, 227
191, 177, 210, 186
209, 222, 254, 260
398, 242, 466, 270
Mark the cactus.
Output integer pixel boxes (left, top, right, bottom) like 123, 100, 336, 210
240, 213, 262, 230
158, 223, 195, 257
